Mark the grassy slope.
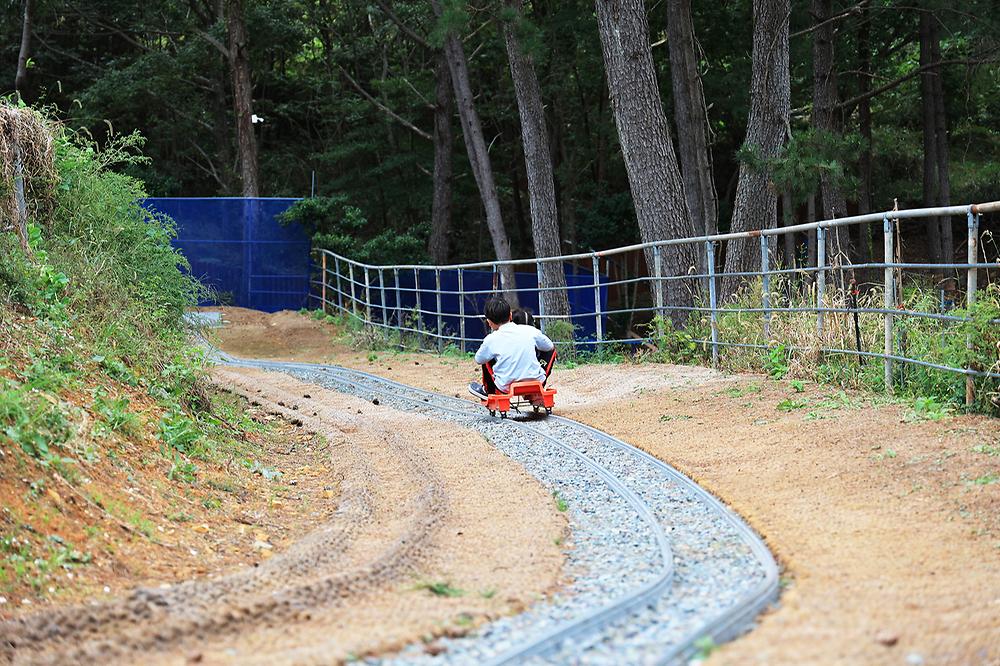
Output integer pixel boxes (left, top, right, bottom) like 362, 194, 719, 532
0, 115, 294, 611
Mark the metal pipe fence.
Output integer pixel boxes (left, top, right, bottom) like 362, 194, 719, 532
310, 201, 1000, 406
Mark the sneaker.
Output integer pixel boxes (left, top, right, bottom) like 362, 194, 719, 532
468, 382, 488, 400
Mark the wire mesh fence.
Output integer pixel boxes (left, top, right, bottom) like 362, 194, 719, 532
310, 201, 1000, 407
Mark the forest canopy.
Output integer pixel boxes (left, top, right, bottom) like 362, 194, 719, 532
2, 0, 998, 267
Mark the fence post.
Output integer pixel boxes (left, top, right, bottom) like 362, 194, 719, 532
883, 215, 894, 393
816, 225, 826, 338
435, 268, 444, 352
536, 261, 546, 335
334, 256, 344, 312
414, 267, 423, 347
348, 263, 357, 316
363, 267, 372, 324
706, 241, 719, 368
592, 254, 603, 345
321, 253, 327, 314
966, 210, 980, 407
458, 268, 466, 353
378, 268, 387, 326
652, 243, 664, 339
760, 235, 771, 340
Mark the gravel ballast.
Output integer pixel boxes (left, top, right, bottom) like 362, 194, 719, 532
229, 358, 778, 665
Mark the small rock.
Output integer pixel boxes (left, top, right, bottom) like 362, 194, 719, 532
322, 490, 335, 499
46, 489, 64, 506
906, 654, 924, 665
423, 642, 445, 656
187, 653, 204, 663
414, 361, 420, 365
357, 409, 362, 414
372, 398, 380, 406
192, 524, 211, 534
271, 499, 284, 508
875, 631, 898, 647
302, 394, 311, 399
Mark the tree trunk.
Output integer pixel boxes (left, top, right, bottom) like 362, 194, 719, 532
431, 0, 518, 305
931, 27, 952, 265
15, 0, 33, 98
811, 0, 849, 262
782, 188, 796, 269
594, 0, 698, 323
856, 3, 873, 264
226, 0, 260, 197
503, 0, 570, 319
919, 10, 942, 268
666, 0, 718, 238
427, 54, 453, 264
722, 0, 790, 298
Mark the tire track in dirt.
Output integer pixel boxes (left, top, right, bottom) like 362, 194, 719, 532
1, 368, 565, 665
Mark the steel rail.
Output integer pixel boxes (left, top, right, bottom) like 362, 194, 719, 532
213, 353, 677, 662
323, 366, 780, 664
212, 348, 778, 663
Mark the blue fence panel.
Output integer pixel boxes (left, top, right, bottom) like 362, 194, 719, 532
144, 197, 310, 312
361, 265, 607, 344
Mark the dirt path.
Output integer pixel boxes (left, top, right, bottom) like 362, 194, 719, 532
209, 307, 1000, 665
1, 365, 565, 664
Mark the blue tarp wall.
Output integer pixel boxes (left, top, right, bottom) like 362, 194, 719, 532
143, 197, 310, 312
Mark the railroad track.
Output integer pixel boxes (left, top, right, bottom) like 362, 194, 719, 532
217, 352, 779, 665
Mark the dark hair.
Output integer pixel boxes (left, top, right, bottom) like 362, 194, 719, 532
484, 297, 511, 325
512, 308, 535, 327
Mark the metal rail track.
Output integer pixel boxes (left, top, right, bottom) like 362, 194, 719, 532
215, 351, 778, 663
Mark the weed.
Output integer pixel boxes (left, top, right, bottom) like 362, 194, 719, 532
765, 344, 790, 379
91, 390, 139, 436
790, 380, 806, 392
906, 396, 954, 422
414, 581, 464, 597
552, 490, 568, 512
201, 497, 221, 510
480, 588, 497, 599
694, 635, 717, 659
777, 398, 809, 412
659, 414, 692, 422
971, 442, 1000, 457
973, 472, 998, 486
723, 384, 761, 398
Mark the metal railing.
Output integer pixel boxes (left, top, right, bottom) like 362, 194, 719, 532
310, 201, 1000, 405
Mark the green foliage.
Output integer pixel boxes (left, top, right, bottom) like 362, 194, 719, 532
280, 196, 428, 265
414, 581, 465, 598
91, 390, 140, 437
0, 378, 73, 461
765, 344, 791, 379
552, 490, 568, 512
158, 410, 201, 456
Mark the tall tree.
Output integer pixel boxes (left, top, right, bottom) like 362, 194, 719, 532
427, 55, 453, 264
855, 1, 873, 263
502, 0, 570, 320
919, 10, 942, 268
14, 0, 33, 98
666, 0, 718, 238
811, 0, 849, 260
931, 25, 953, 264
431, 0, 518, 304
226, 0, 260, 197
722, 0, 790, 297
594, 0, 698, 321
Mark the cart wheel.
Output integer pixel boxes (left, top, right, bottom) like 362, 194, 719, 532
533, 405, 541, 413
489, 410, 496, 417
545, 408, 552, 415
500, 411, 507, 419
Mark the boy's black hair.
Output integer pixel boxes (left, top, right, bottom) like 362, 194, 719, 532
512, 308, 535, 327
484, 297, 511, 325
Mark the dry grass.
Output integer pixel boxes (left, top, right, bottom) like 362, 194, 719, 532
0, 104, 56, 251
